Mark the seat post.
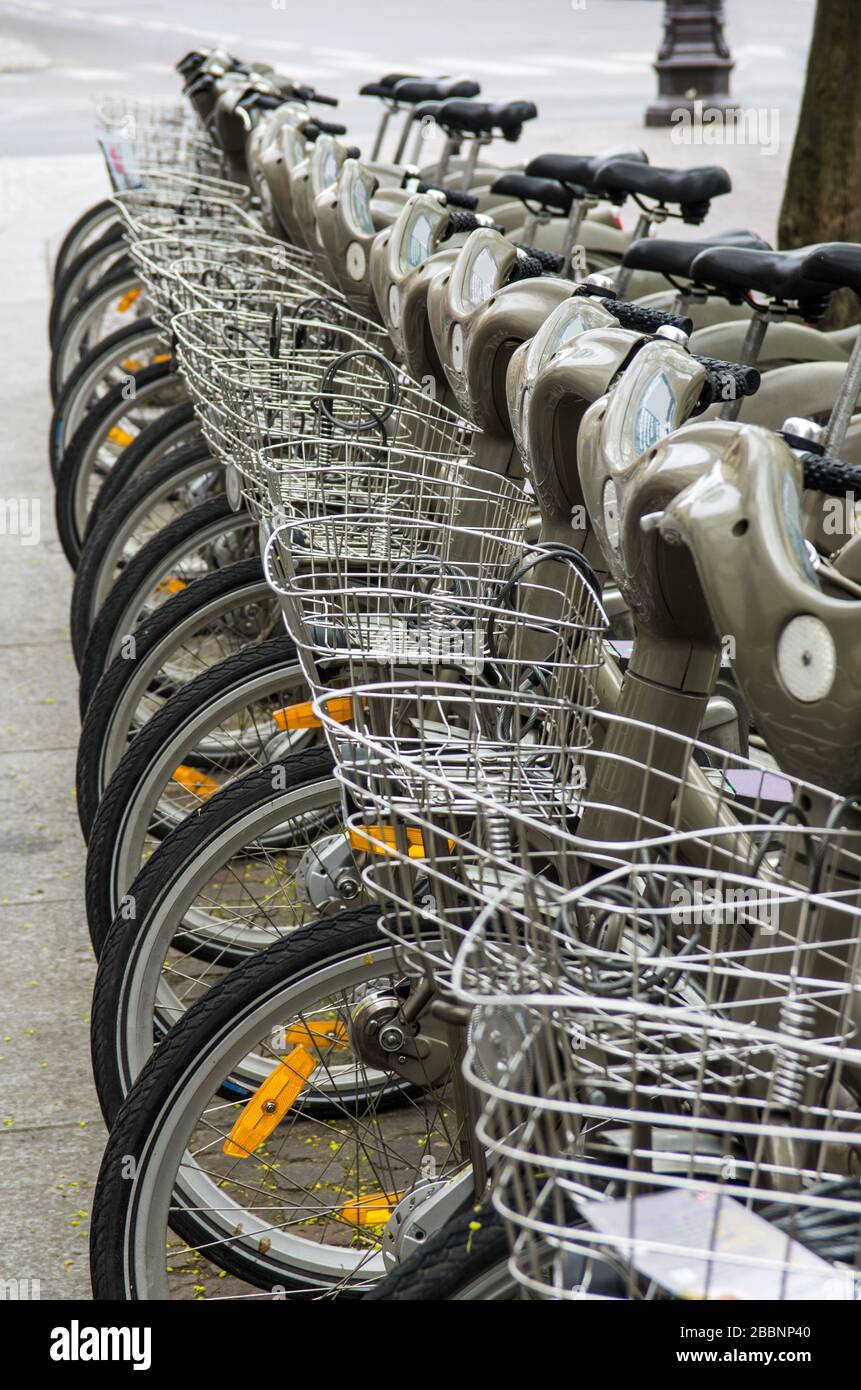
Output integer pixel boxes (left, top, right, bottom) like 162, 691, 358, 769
407, 112, 431, 164
677, 283, 709, 320
435, 135, 459, 183
561, 194, 597, 279
459, 133, 492, 190
392, 105, 418, 164
613, 209, 660, 298
520, 207, 547, 244
720, 308, 773, 420
370, 99, 397, 161
823, 330, 861, 454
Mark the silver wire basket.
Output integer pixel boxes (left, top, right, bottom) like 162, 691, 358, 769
99, 127, 226, 183
94, 93, 218, 174
443, 712, 861, 1299
289, 545, 606, 983
231, 342, 471, 499
129, 232, 328, 333
95, 96, 198, 136
170, 302, 387, 502
112, 169, 255, 240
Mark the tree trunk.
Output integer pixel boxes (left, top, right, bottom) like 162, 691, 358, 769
778, 0, 861, 328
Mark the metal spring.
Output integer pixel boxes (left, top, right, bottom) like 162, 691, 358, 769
480, 774, 511, 863
771, 993, 817, 1109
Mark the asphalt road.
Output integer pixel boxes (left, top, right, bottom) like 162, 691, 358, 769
1, 0, 815, 158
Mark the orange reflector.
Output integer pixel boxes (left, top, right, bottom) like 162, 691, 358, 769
348, 825, 454, 859
171, 765, 220, 799
340, 1191, 403, 1228
223, 1021, 349, 1158
272, 695, 355, 732
282, 1019, 349, 1049
116, 287, 143, 313
153, 352, 171, 363
157, 576, 187, 595
348, 825, 423, 858
121, 358, 142, 372
107, 426, 133, 448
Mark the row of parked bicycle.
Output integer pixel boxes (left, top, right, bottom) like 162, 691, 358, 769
50, 46, 861, 1300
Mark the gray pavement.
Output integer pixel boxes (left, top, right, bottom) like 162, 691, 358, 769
0, 147, 106, 1300
0, 0, 816, 1301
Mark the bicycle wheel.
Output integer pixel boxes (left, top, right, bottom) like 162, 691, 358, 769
362, 1202, 515, 1300
55, 362, 185, 564
90, 909, 459, 1298
78, 499, 263, 709
83, 400, 200, 526
49, 224, 130, 349
53, 199, 120, 287
75, 559, 275, 835
91, 753, 374, 1120
70, 441, 218, 666
50, 317, 169, 479
85, 636, 310, 953
51, 263, 147, 402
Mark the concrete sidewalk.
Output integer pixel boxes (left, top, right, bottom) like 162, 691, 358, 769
0, 0, 810, 1299
0, 153, 107, 1300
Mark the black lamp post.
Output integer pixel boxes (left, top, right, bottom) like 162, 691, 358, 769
645, 0, 736, 128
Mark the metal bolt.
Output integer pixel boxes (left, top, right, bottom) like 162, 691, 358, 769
263, 1101, 278, 1114
379, 1025, 405, 1052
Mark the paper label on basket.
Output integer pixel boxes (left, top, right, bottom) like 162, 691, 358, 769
98, 134, 142, 191
577, 1189, 856, 1300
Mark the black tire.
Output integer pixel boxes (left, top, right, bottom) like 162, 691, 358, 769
85, 635, 300, 953
49, 315, 167, 480
50, 262, 145, 402
91, 751, 337, 1123
362, 1202, 511, 1300
90, 903, 407, 1298
54, 360, 179, 565
83, 400, 198, 528
77, 498, 259, 713
75, 558, 270, 837
70, 440, 217, 667
49, 223, 129, 350
52, 199, 120, 288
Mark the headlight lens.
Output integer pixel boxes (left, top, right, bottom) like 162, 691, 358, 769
400, 210, 434, 274
468, 245, 499, 307
350, 175, 374, 235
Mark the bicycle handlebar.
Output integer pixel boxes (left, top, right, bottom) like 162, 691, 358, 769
612, 301, 693, 338
414, 180, 478, 211
509, 245, 565, 280
295, 86, 339, 107
800, 450, 861, 496
303, 119, 348, 139
442, 209, 483, 238
574, 284, 693, 338
691, 354, 761, 400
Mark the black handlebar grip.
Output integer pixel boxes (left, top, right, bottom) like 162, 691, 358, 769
295, 86, 339, 106
303, 119, 348, 140
512, 244, 565, 275
442, 210, 483, 238
800, 451, 861, 497
415, 181, 479, 211
609, 301, 694, 337
507, 253, 551, 284
247, 92, 285, 111
691, 355, 761, 399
